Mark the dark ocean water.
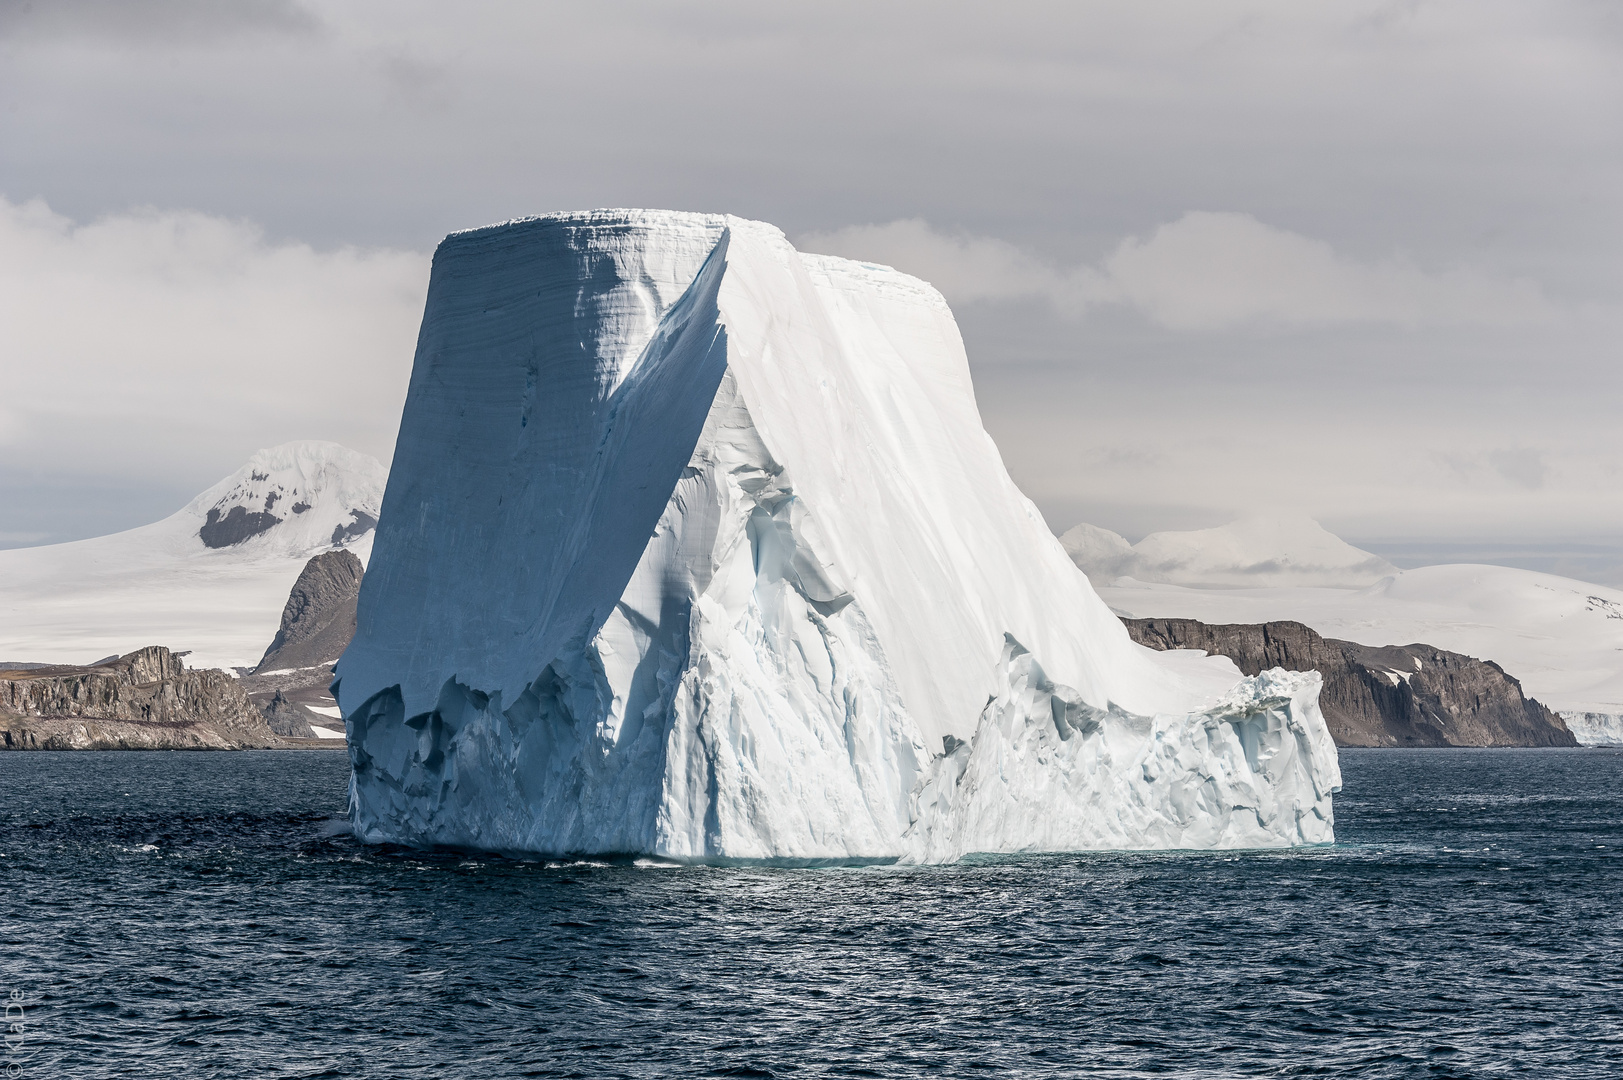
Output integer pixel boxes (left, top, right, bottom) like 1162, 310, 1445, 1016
2, 749, 1620, 1079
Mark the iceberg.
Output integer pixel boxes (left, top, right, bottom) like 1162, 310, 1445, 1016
338, 210, 1340, 861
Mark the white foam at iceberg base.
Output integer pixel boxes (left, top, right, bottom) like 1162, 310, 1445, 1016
340, 210, 1341, 863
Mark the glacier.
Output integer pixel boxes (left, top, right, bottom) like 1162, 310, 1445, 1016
1561, 712, 1623, 747
337, 209, 1340, 862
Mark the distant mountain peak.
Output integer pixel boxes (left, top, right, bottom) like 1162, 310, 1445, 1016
1061, 515, 1398, 589
184, 441, 387, 556
0, 439, 388, 671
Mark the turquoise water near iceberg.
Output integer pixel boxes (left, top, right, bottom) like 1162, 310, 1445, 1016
1, 748, 1620, 1078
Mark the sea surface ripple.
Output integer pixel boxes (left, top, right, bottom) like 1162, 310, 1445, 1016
2, 748, 1620, 1078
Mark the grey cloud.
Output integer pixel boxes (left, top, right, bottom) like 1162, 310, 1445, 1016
0, 1, 1618, 559
375, 51, 454, 112
1433, 447, 1554, 492
802, 213, 1559, 331
0, 0, 319, 42
0, 196, 427, 547
1489, 447, 1550, 490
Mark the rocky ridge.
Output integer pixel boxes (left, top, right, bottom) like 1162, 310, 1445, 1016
1, 647, 288, 750
1124, 617, 1576, 748
258, 689, 324, 738
234, 549, 365, 733
254, 549, 363, 675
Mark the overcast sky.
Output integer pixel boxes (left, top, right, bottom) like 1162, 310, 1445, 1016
2, 1, 1619, 580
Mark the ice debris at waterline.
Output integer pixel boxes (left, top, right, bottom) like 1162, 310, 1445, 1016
336, 210, 1341, 862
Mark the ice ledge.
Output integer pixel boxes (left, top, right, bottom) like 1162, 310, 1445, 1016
439, 208, 952, 315
904, 636, 1341, 863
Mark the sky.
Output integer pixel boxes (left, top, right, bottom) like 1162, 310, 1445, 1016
2, 1, 1620, 581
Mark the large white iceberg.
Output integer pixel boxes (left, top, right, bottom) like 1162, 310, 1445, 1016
337, 210, 1340, 862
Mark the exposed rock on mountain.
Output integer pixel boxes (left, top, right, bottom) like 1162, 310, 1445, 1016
1099, 563, 1623, 732
0, 647, 284, 750
1124, 618, 1576, 748
233, 549, 363, 735
259, 689, 321, 738
254, 550, 363, 675
330, 510, 378, 547
199, 504, 280, 548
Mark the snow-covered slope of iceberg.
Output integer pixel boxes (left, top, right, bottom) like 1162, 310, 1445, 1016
339, 210, 1340, 862
0, 441, 385, 670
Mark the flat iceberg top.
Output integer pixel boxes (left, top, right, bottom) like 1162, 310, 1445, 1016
340, 209, 1339, 861
448, 207, 729, 239
446, 208, 950, 312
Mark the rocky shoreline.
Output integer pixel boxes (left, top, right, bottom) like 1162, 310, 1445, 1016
1125, 617, 1577, 748
0, 646, 336, 750
2, 549, 364, 750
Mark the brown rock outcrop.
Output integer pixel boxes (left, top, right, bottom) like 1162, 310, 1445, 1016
1124, 617, 1576, 748
254, 549, 363, 675
0, 647, 285, 750
259, 689, 322, 738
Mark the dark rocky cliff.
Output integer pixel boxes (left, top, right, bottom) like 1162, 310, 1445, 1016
0, 647, 285, 749
237, 550, 365, 732
259, 689, 323, 738
254, 549, 363, 675
1124, 618, 1576, 748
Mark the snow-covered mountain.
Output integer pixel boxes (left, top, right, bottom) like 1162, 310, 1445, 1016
1062, 517, 1399, 588
339, 209, 1339, 862
0, 441, 386, 671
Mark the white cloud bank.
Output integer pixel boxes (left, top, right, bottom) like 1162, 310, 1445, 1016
0, 195, 427, 488
0, 196, 1607, 552
802, 211, 1555, 331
